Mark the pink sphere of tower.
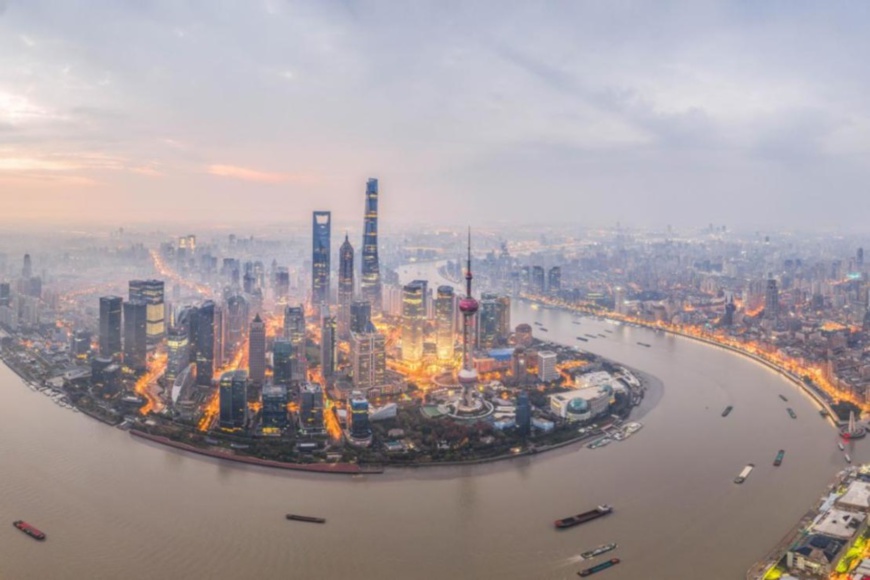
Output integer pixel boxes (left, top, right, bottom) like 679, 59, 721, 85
459, 297, 479, 314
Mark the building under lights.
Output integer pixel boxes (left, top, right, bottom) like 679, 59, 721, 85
165, 325, 190, 387
349, 391, 371, 440
261, 384, 289, 433
129, 279, 165, 346
272, 338, 293, 386
338, 235, 354, 339
283, 304, 306, 382
401, 280, 426, 365
321, 316, 337, 380
219, 370, 247, 430
248, 313, 266, 385
311, 211, 331, 307
435, 286, 455, 363
195, 301, 218, 386
350, 300, 372, 334
299, 383, 325, 435
122, 300, 147, 372
351, 331, 386, 391
98, 295, 122, 360
360, 178, 382, 313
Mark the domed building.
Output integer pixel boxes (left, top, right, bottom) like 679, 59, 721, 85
549, 385, 613, 422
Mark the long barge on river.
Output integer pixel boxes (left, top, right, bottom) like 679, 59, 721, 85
578, 558, 620, 577
286, 514, 326, 524
13, 520, 45, 541
555, 505, 613, 529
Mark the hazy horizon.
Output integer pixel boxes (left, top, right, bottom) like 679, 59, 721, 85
4, 1, 870, 229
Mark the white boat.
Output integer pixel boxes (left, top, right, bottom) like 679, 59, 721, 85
845, 454, 852, 464
734, 464, 755, 484
838, 442, 845, 451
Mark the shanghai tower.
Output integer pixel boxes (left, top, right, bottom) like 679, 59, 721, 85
360, 178, 382, 313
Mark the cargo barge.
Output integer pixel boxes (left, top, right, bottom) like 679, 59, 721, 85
555, 505, 613, 529
578, 558, 620, 577
286, 514, 326, 524
13, 520, 45, 541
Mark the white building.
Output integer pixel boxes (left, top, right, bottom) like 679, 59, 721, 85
549, 386, 613, 421
537, 351, 558, 382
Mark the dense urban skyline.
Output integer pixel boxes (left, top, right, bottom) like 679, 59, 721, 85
5, 2, 870, 228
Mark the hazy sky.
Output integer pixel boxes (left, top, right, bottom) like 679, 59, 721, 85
2, 1, 870, 229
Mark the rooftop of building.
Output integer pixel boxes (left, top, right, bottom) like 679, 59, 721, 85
837, 480, 870, 511
549, 385, 612, 404
789, 533, 846, 564
810, 508, 865, 539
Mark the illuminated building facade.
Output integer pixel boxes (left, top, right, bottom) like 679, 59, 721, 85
311, 211, 331, 307
225, 293, 248, 358
248, 313, 266, 385
321, 316, 337, 379
435, 286, 455, 362
273, 339, 293, 386
478, 293, 499, 349
283, 304, 306, 382
349, 391, 371, 439
99, 295, 123, 359
195, 301, 217, 386
129, 279, 165, 345
350, 300, 372, 334
166, 325, 190, 387
72, 330, 91, 359
123, 300, 147, 372
299, 383, 324, 435
351, 331, 386, 390
261, 384, 289, 433
401, 280, 426, 364
361, 178, 382, 313
338, 235, 354, 339
219, 370, 247, 430
478, 293, 511, 349
537, 350, 558, 382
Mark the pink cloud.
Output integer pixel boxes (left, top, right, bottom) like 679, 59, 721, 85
207, 164, 316, 184
129, 165, 163, 177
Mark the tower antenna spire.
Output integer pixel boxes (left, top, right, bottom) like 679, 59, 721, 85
465, 227, 473, 297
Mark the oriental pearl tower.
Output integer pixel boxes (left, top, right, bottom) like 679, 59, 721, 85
451, 228, 493, 418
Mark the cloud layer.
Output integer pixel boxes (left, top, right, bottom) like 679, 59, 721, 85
1, 1, 870, 229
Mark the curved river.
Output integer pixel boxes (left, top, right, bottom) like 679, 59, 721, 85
0, 263, 857, 580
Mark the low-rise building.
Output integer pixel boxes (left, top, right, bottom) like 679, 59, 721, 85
810, 508, 866, 540
549, 386, 612, 421
786, 534, 847, 577
836, 481, 870, 513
